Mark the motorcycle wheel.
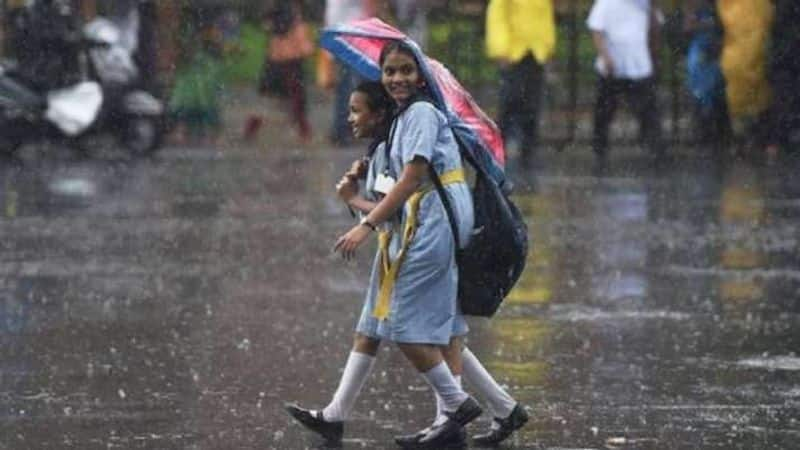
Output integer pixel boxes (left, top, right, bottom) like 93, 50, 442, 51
122, 116, 163, 157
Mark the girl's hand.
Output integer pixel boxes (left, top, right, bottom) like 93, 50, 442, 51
345, 158, 368, 180
336, 176, 359, 202
334, 224, 372, 260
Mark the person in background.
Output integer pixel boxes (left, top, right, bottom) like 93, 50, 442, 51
587, 0, 665, 160
684, 0, 730, 152
168, 21, 225, 146
715, 0, 773, 154
11, 0, 82, 91
764, 0, 800, 158
485, 0, 556, 168
255, 0, 314, 143
325, 0, 377, 146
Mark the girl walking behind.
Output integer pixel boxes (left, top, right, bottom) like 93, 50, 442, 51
286, 43, 527, 449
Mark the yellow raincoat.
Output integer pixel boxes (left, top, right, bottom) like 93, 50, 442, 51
485, 0, 556, 63
717, 0, 774, 117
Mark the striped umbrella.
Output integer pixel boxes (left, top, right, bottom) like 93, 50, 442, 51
320, 18, 508, 189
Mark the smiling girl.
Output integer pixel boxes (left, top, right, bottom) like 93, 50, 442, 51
286, 42, 527, 449
333, 40, 482, 449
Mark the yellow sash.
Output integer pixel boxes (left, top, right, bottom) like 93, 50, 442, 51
373, 168, 466, 319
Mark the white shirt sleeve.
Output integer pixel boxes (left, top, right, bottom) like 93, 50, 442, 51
586, 0, 607, 32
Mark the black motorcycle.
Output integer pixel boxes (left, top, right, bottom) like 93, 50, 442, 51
0, 1, 165, 157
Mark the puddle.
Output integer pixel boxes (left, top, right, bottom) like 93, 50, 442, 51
737, 356, 800, 371
49, 178, 97, 197
550, 307, 692, 323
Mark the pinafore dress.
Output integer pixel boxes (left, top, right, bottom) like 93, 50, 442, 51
354, 102, 474, 345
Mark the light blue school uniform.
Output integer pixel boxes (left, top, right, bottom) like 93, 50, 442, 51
354, 102, 474, 345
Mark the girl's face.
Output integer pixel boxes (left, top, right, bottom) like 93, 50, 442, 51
381, 50, 423, 105
347, 92, 383, 139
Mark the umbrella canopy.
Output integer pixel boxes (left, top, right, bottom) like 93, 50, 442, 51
320, 18, 507, 188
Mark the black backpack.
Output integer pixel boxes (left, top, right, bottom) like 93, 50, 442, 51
386, 97, 528, 317
430, 135, 529, 317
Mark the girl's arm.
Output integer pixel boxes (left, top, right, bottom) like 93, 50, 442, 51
363, 157, 426, 225
347, 196, 378, 214
334, 157, 428, 259
336, 176, 378, 214
336, 159, 375, 214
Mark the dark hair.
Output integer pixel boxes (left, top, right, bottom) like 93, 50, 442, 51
378, 40, 420, 69
269, 1, 297, 35
353, 81, 393, 118
352, 81, 393, 152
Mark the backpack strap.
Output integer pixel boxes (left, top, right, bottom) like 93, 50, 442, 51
428, 127, 478, 254
388, 97, 483, 254
428, 164, 461, 252
429, 128, 493, 255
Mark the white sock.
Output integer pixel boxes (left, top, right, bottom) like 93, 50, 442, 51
321, 352, 375, 421
421, 362, 468, 413
462, 347, 516, 419
431, 374, 460, 427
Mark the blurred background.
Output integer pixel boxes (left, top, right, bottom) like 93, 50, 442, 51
0, 2, 798, 449
1, 0, 794, 153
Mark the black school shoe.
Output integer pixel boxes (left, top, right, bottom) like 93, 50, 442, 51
472, 403, 529, 446
394, 429, 427, 447
284, 403, 343, 443
394, 426, 467, 448
397, 397, 482, 449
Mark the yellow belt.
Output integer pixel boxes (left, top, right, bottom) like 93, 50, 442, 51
373, 168, 466, 319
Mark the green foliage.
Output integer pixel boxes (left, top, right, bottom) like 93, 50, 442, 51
428, 18, 498, 89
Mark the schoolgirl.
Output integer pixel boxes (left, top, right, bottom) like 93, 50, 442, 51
286, 42, 529, 449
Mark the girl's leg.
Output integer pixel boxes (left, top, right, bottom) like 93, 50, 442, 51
285, 334, 379, 442
431, 337, 465, 426
461, 347, 516, 418
397, 343, 469, 413
396, 343, 482, 447
396, 338, 466, 446
320, 334, 380, 421
441, 336, 464, 375
463, 347, 529, 445
433, 340, 517, 423
352, 333, 381, 356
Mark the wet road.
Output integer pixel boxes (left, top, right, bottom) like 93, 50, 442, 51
0, 144, 798, 449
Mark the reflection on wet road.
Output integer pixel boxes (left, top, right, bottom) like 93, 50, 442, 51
0, 147, 798, 449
